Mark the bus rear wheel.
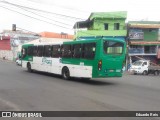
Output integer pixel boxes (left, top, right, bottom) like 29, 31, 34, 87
82, 78, 91, 80
27, 63, 32, 73
62, 67, 70, 80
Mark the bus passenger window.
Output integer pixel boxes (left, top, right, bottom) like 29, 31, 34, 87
37, 46, 43, 57
62, 45, 72, 58
43, 45, 51, 57
82, 43, 96, 59
33, 46, 37, 56
72, 44, 81, 58
52, 45, 60, 58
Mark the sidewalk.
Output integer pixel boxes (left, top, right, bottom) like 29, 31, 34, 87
0, 58, 14, 63
123, 71, 133, 75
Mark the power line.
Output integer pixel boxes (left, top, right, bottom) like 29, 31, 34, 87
4, 1, 73, 27
23, 9, 73, 27
0, 5, 72, 30
26, 0, 90, 15
0, 3, 125, 39
16, 27, 40, 36
1, 1, 84, 20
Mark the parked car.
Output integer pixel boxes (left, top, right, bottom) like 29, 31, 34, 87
16, 59, 22, 66
130, 60, 149, 75
130, 60, 160, 75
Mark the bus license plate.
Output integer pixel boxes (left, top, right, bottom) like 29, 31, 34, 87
109, 70, 114, 72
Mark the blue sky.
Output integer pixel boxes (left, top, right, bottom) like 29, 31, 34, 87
0, 0, 159, 34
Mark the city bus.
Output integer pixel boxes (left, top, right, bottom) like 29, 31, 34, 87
21, 37, 126, 79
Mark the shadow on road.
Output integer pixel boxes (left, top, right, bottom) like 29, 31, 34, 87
23, 70, 117, 86
68, 77, 116, 86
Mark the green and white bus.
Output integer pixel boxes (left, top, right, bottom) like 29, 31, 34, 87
21, 37, 126, 79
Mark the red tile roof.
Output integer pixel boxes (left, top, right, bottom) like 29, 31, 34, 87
39, 32, 74, 39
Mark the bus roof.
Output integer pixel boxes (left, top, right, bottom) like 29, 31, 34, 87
22, 37, 125, 46
22, 37, 73, 46
64, 37, 126, 44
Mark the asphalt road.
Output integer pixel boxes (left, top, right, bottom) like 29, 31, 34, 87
0, 60, 160, 120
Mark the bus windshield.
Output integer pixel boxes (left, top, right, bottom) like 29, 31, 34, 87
104, 41, 123, 54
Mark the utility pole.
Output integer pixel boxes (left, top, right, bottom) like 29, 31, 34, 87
12, 24, 16, 31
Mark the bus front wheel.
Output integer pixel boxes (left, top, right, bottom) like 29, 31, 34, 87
62, 67, 70, 80
27, 63, 32, 73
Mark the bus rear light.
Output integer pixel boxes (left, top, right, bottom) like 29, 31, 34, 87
98, 60, 102, 70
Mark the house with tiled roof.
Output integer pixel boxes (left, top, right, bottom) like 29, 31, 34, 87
39, 31, 74, 39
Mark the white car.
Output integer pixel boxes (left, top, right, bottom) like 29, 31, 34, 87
16, 59, 22, 66
130, 60, 149, 75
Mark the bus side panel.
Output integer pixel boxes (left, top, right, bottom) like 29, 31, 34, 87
51, 58, 62, 75
22, 61, 27, 68
32, 57, 45, 72
61, 40, 101, 78
62, 64, 92, 78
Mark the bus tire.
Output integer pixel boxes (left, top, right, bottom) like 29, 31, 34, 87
62, 67, 70, 80
154, 70, 159, 76
27, 63, 32, 73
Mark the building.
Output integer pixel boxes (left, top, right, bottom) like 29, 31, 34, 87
39, 32, 74, 39
73, 11, 127, 39
127, 21, 160, 65
73, 11, 128, 69
0, 30, 40, 60
0, 35, 12, 60
0, 30, 74, 61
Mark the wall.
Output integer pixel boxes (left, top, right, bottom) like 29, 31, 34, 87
40, 32, 74, 39
76, 18, 126, 38
93, 18, 125, 31
0, 39, 11, 50
76, 30, 127, 38
0, 50, 13, 60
